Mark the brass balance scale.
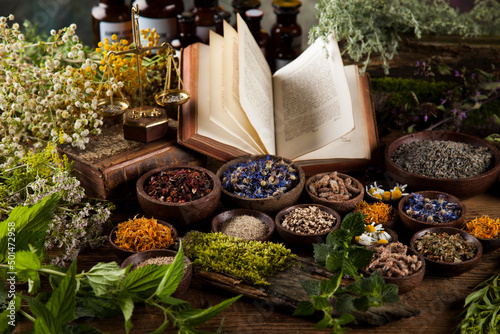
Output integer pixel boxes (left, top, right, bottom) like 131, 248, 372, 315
96, 5, 189, 142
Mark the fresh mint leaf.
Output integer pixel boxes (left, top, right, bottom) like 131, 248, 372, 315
319, 274, 341, 296
324, 251, 343, 273
46, 260, 76, 325
339, 211, 366, 239
155, 245, 186, 299
27, 296, 63, 334
299, 279, 321, 297
312, 295, 330, 310
177, 295, 241, 328
85, 262, 127, 297
293, 300, 316, 316
334, 294, 356, 313
117, 296, 134, 334
348, 247, 375, 270
313, 242, 330, 266
14, 250, 41, 293
382, 284, 400, 303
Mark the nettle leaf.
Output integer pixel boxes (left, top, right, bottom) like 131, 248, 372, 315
334, 294, 356, 313
156, 295, 191, 311
382, 284, 400, 303
325, 252, 343, 273
15, 250, 41, 293
86, 262, 127, 297
299, 279, 321, 297
319, 274, 341, 295
312, 296, 330, 310
313, 242, 330, 266
121, 264, 169, 299
118, 296, 134, 334
177, 295, 241, 328
64, 324, 106, 334
46, 260, 77, 325
293, 301, 316, 316
340, 212, 365, 238
348, 247, 375, 270
75, 295, 121, 319
27, 296, 63, 334
155, 246, 186, 299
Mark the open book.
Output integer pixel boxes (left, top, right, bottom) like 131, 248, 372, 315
178, 14, 378, 174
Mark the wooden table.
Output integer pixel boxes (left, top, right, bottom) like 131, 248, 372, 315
16, 187, 500, 334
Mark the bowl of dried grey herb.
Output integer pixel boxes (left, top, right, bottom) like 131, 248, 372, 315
410, 226, 483, 277
211, 208, 275, 241
305, 171, 364, 215
275, 204, 341, 250
384, 131, 500, 199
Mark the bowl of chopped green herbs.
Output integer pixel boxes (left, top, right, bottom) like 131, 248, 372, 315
216, 155, 305, 214
410, 226, 483, 277
385, 131, 500, 199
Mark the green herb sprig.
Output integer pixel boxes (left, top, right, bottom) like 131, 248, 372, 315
456, 272, 500, 334
294, 212, 400, 333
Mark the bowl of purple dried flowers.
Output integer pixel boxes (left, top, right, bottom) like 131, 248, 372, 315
136, 165, 221, 227
398, 191, 466, 233
305, 171, 364, 215
410, 227, 483, 277
216, 155, 305, 214
385, 131, 500, 199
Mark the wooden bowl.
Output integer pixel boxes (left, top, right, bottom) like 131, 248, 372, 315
120, 249, 192, 297
275, 204, 341, 249
361, 245, 425, 294
476, 236, 500, 253
398, 191, 466, 233
305, 172, 364, 215
216, 155, 305, 214
354, 226, 398, 247
384, 130, 500, 199
410, 227, 483, 277
109, 219, 178, 260
211, 208, 275, 241
136, 165, 221, 227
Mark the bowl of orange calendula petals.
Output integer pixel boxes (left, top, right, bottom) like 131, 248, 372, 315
462, 215, 500, 253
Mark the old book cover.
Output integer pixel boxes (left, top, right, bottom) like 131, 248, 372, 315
58, 123, 206, 200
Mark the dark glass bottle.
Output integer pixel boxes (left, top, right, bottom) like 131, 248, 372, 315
91, 0, 133, 47
231, 0, 260, 25
274, 32, 296, 71
192, 0, 230, 43
169, 11, 202, 50
131, 0, 184, 47
245, 9, 270, 65
270, 0, 302, 60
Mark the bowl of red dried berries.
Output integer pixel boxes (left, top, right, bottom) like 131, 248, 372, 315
275, 204, 341, 250
121, 249, 192, 297
361, 242, 425, 294
410, 227, 483, 277
305, 171, 364, 215
211, 208, 275, 242
137, 165, 221, 227
384, 130, 500, 199
398, 191, 466, 233
216, 155, 305, 214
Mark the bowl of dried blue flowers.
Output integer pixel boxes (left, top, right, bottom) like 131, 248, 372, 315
398, 191, 466, 233
216, 155, 305, 214
385, 131, 500, 199
137, 165, 221, 228
410, 226, 483, 277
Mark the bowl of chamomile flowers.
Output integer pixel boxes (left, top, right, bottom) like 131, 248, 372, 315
365, 180, 409, 205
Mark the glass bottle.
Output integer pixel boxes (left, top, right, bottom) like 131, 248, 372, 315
131, 0, 184, 47
169, 11, 202, 51
270, 0, 302, 60
231, 0, 260, 25
245, 9, 270, 65
191, 0, 230, 43
274, 32, 296, 71
91, 0, 133, 47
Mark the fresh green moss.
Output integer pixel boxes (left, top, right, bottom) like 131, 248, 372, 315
182, 231, 297, 286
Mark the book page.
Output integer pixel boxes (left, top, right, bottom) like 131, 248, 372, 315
295, 65, 371, 163
208, 31, 262, 154
197, 43, 261, 154
236, 14, 276, 155
221, 21, 267, 154
273, 34, 355, 159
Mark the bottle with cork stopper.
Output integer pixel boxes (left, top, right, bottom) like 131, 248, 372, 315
91, 0, 133, 47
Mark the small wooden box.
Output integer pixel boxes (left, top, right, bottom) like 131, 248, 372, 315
123, 106, 169, 142
57, 123, 206, 200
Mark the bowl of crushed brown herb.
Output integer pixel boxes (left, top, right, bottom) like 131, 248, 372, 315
410, 227, 483, 277
110, 216, 178, 260
361, 242, 425, 294
462, 215, 500, 253
120, 249, 193, 297
305, 171, 364, 215
385, 131, 500, 199
211, 208, 275, 241
137, 165, 221, 228
275, 204, 341, 250
398, 191, 466, 233
216, 155, 305, 214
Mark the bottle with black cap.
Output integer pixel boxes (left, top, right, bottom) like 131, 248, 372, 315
170, 11, 202, 51
270, 0, 302, 61
91, 0, 133, 47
